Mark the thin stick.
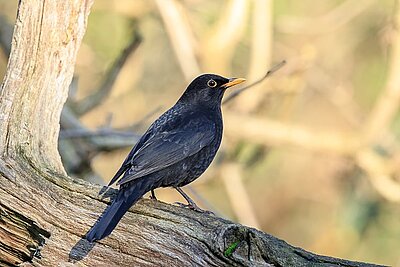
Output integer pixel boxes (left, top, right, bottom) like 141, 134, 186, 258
223, 60, 286, 104
220, 163, 260, 228
74, 32, 142, 115
155, 0, 200, 81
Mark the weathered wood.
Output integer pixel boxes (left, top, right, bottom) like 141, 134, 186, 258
0, 0, 92, 174
0, 0, 386, 266
0, 159, 386, 266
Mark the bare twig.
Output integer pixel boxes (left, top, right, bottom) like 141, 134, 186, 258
155, 0, 200, 81
220, 163, 260, 228
238, 0, 273, 112
60, 128, 140, 150
60, 128, 138, 139
58, 30, 142, 178
362, 2, 400, 145
59, 106, 99, 176
307, 66, 363, 128
223, 112, 360, 154
356, 149, 400, 202
223, 111, 400, 202
207, 0, 249, 49
73, 31, 142, 115
223, 60, 286, 104
60, 106, 140, 150
276, 0, 375, 35
202, 0, 249, 73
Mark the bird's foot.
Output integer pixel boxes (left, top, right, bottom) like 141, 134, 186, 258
149, 190, 158, 201
174, 201, 213, 214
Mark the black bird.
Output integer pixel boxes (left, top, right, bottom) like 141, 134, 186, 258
85, 74, 245, 242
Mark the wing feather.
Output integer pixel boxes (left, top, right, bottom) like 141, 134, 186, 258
117, 122, 215, 185
108, 111, 216, 186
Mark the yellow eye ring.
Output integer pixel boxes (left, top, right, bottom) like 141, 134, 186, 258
207, 79, 217, 88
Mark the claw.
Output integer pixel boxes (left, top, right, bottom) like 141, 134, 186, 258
173, 187, 214, 214
174, 201, 213, 214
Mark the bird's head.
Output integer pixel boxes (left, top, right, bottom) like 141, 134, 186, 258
179, 74, 245, 108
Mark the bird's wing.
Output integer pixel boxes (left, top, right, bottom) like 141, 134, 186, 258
107, 128, 153, 186
114, 117, 216, 186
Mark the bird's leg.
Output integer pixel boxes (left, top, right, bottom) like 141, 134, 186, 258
174, 187, 210, 213
149, 189, 157, 200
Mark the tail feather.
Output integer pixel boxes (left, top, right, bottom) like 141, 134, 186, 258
86, 180, 150, 242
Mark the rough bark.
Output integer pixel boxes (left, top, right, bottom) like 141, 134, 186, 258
0, 161, 387, 267
0, 0, 92, 174
0, 1, 386, 266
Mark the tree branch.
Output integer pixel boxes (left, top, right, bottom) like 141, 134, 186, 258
0, 0, 93, 174
0, 159, 385, 266
71, 30, 142, 115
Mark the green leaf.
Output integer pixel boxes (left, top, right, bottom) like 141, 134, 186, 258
224, 241, 240, 257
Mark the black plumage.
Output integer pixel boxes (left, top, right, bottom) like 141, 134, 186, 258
85, 74, 245, 242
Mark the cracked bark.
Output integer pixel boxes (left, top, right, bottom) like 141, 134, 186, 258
0, 1, 386, 266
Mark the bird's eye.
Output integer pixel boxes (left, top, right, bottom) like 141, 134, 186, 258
207, 79, 217, 88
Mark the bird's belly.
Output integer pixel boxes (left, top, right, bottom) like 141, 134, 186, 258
158, 142, 219, 188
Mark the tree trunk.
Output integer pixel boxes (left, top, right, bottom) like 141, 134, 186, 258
0, 1, 386, 266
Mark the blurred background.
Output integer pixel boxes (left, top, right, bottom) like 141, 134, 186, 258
1, 0, 400, 265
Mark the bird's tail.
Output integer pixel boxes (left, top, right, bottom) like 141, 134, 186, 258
85, 179, 151, 242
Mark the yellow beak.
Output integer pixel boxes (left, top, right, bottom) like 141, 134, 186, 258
222, 78, 246, 88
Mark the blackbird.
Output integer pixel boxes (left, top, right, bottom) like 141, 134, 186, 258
85, 74, 245, 242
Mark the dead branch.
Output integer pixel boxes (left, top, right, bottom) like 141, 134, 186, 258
276, 0, 375, 35
72, 30, 142, 115
237, 0, 273, 112
155, 0, 200, 81
223, 60, 286, 104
